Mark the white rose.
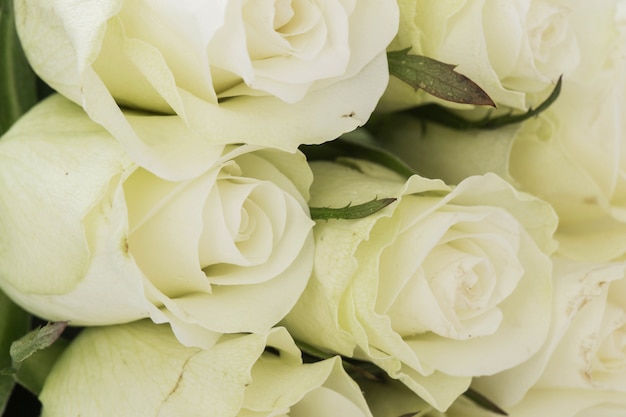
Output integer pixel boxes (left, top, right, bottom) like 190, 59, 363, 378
14, 0, 399, 178
537, 262, 626, 393
39, 322, 373, 417
0, 95, 314, 347
473, 260, 626, 407
378, 0, 590, 112
377, 1, 626, 261
507, 29, 626, 261
281, 158, 557, 411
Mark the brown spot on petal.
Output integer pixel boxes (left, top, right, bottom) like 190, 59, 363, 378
579, 333, 598, 386
342, 112, 356, 118
565, 280, 608, 317
583, 196, 598, 205
121, 237, 129, 255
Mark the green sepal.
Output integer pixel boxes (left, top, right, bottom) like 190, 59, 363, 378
406, 76, 562, 131
300, 136, 417, 179
13, 337, 69, 395
0, 0, 37, 136
1, 321, 69, 396
8, 321, 68, 366
463, 387, 509, 416
0, 292, 30, 414
310, 198, 397, 221
388, 48, 495, 107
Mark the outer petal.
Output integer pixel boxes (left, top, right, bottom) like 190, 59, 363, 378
40, 321, 267, 417
0, 95, 150, 323
243, 353, 372, 417
40, 323, 373, 417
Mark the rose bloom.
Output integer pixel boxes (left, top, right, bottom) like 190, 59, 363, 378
39, 322, 373, 417
14, 0, 398, 178
473, 260, 626, 416
378, 0, 594, 112
506, 1, 626, 261
281, 158, 557, 411
0, 95, 313, 347
376, 0, 626, 261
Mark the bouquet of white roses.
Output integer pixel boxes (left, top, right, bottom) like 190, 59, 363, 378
1, 0, 626, 416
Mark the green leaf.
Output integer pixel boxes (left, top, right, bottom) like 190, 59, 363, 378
0, 291, 30, 415
310, 198, 397, 221
300, 137, 417, 179
463, 387, 508, 416
387, 48, 495, 107
406, 76, 563, 131
9, 321, 68, 365
0, 0, 37, 136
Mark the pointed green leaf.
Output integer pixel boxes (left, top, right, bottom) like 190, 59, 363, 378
0, 291, 30, 414
310, 197, 397, 220
0, 0, 37, 136
388, 48, 495, 107
407, 76, 563, 131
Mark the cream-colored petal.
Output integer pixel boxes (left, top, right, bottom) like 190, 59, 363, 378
40, 321, 269, 417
